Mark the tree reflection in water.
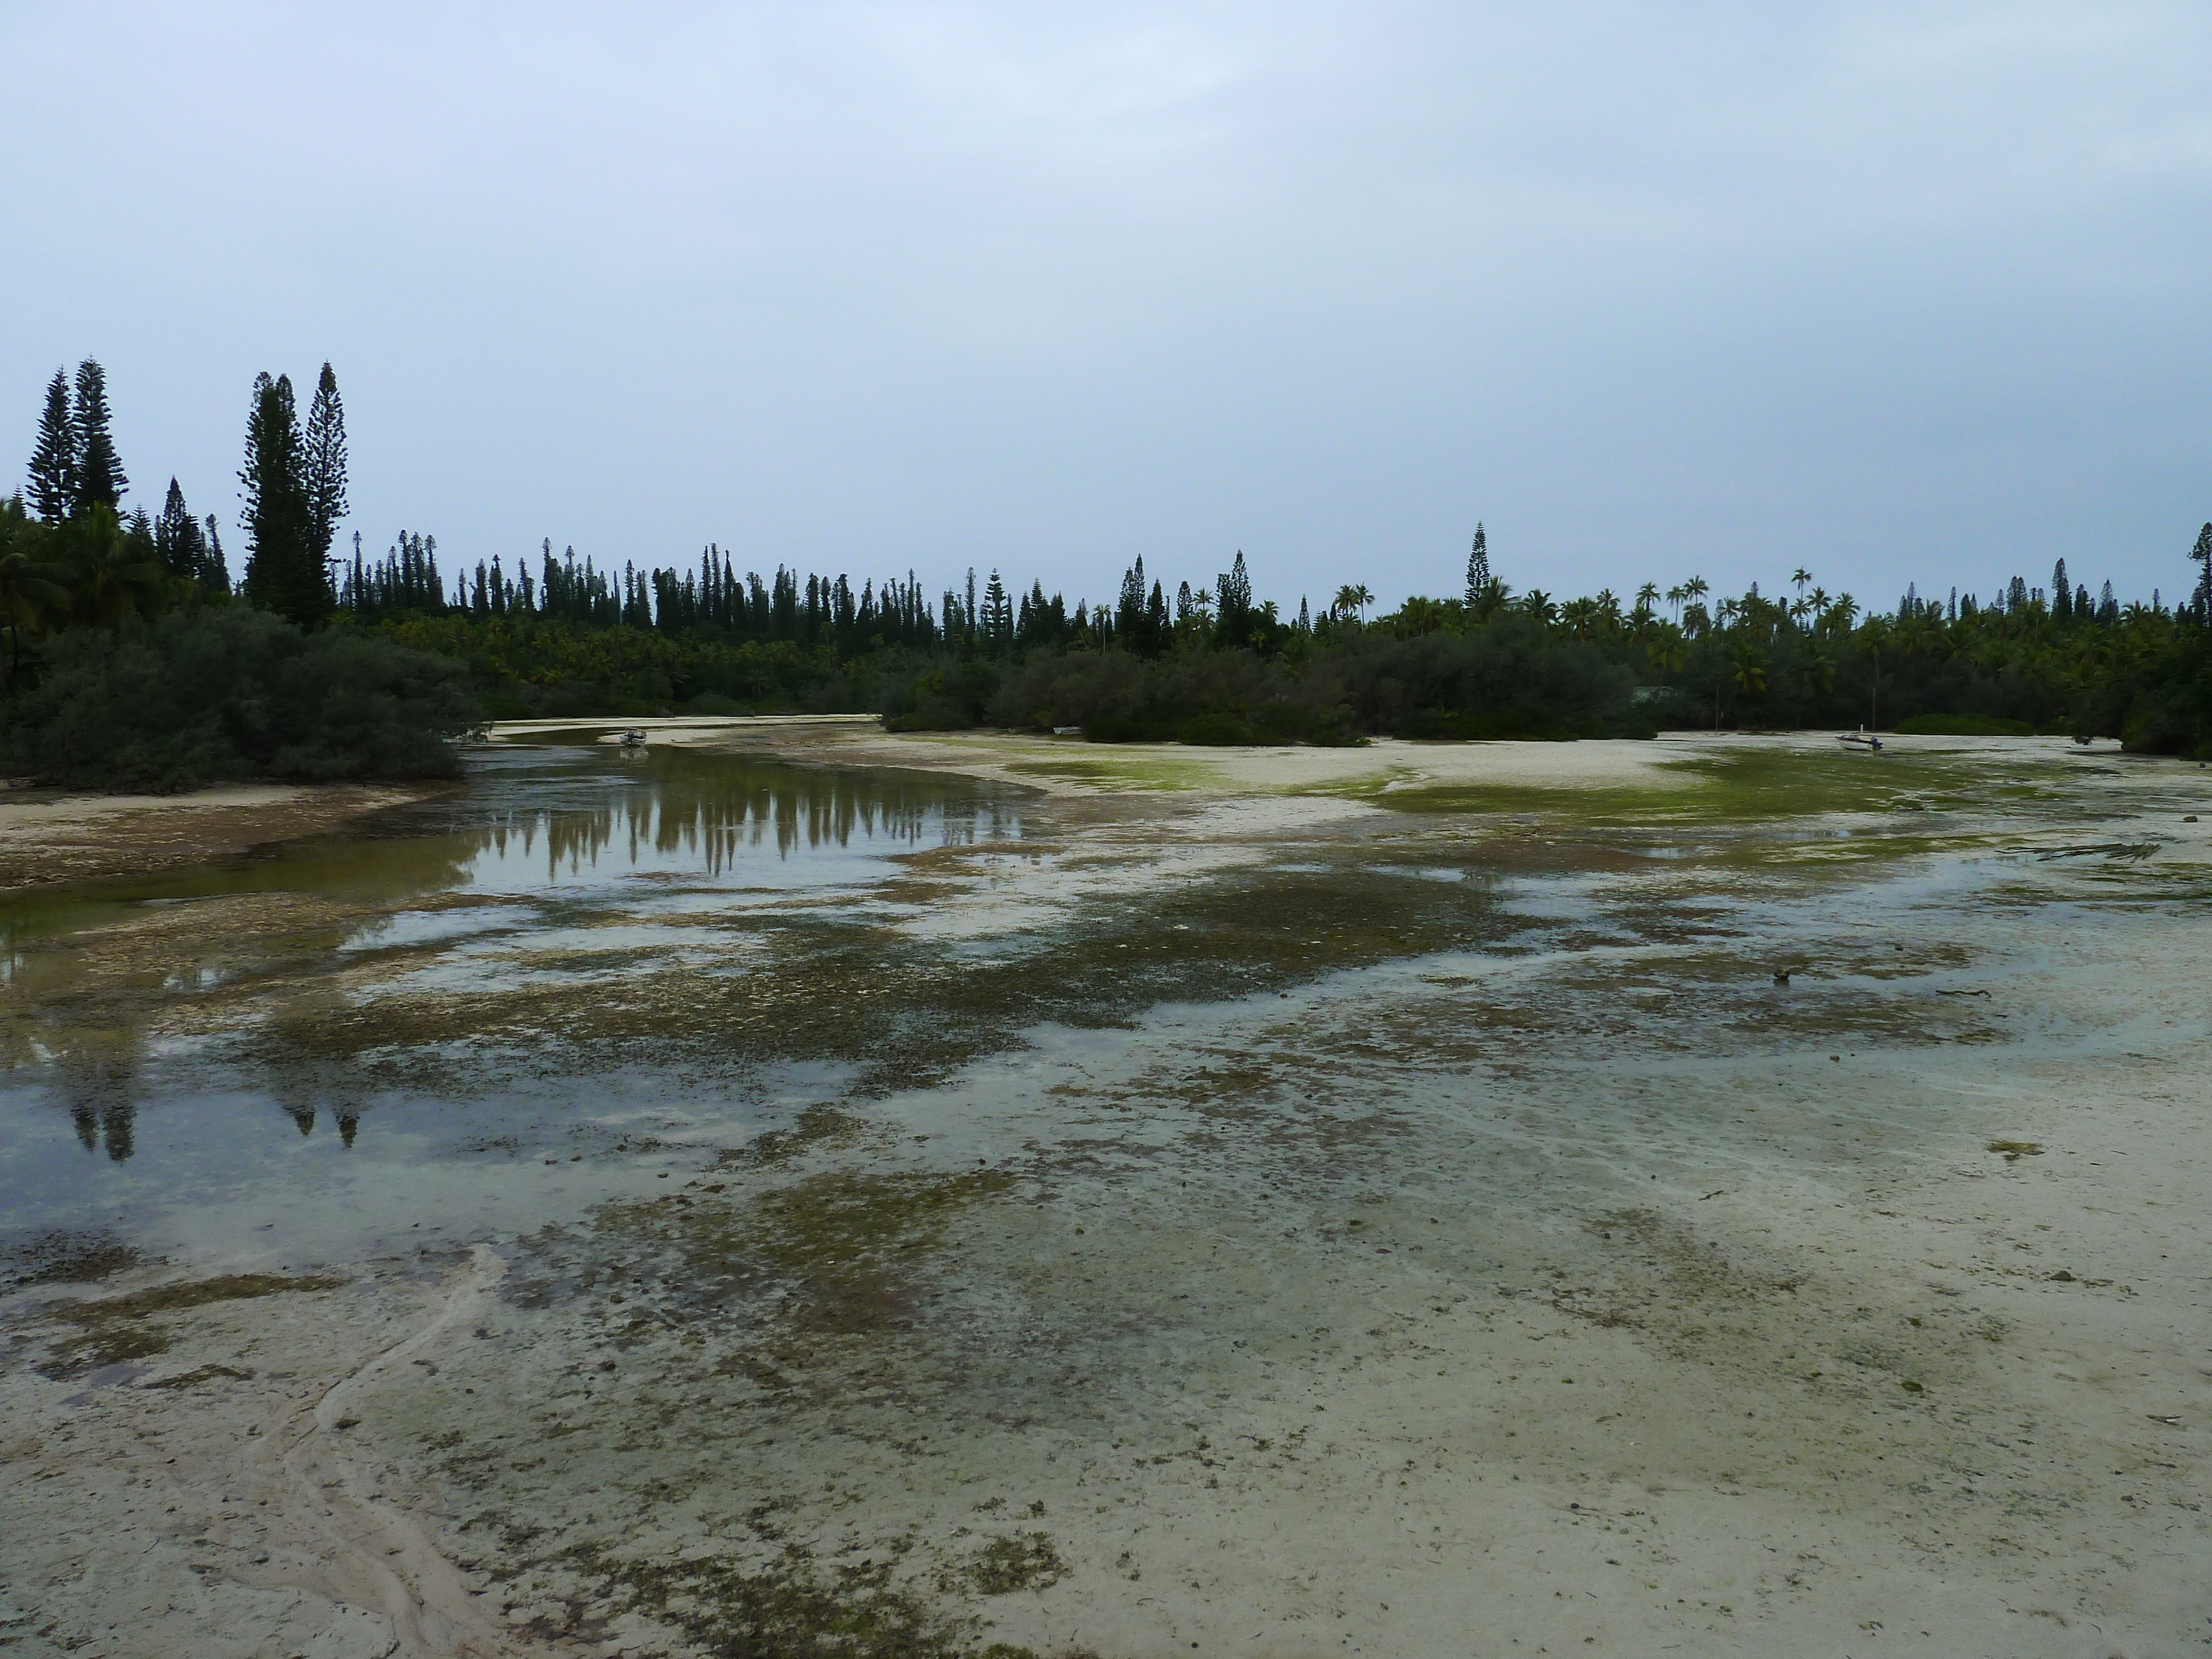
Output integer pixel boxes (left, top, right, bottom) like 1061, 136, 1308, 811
466, 748, 1018, 884
14, 747, 1021, 1164
53, 1026, 140, 1163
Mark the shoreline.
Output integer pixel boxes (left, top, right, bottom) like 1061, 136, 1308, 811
0, 781, 459, 895
0, 721, 2159, 896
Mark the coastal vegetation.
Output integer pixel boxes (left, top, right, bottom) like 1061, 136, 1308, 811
340, 524, 2212, 758
4, 362, 2209, 788
1, 362, 474, 789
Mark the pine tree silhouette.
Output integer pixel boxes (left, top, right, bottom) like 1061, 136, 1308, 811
304, 363, 349, 564
1465, 522, 1489, 604
70, 360, 127, 515
240, 372, 328, 623
27, 370, 75, 523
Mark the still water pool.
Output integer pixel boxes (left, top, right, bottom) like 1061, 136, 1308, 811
0, 742, 1024, 1276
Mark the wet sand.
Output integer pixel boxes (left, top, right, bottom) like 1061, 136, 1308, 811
0, 782, 456, 892
2, 733, 2208, 1658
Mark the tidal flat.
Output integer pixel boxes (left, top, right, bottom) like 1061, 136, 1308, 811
2, 726, 2208, 1658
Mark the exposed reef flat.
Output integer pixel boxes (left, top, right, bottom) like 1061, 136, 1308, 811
2, 733, 2206, 1657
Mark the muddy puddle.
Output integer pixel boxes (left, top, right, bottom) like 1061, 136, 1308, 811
2, 734, 2208, 1658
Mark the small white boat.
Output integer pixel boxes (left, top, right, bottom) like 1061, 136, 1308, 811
1837, 729, 1882, 752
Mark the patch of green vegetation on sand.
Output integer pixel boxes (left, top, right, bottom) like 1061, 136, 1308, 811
597, 1168, 1017, 1335
550, 1536, 1029, 1659
40, 1271, 347, 1373
1001, 753, 1220, 792
1360, 747, 1994, 826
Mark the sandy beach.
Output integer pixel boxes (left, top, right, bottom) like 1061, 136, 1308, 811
2, 728, 2206, 1657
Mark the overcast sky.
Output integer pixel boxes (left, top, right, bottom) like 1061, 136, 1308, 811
4, 2, 2208, 613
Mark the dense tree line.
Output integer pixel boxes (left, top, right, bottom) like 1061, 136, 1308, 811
365, 525, 2209, 756
8, 359, 2210, 773
1, 360, 472, 787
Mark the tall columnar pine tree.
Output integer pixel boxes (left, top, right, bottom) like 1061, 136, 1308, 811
28, 371, 75, 523
155, 479, 204, 579
2052, 559, 2072, 620
2193, 523, 2212, 617
982, 569, 1014, 650
239, 372, 330, 624
1117, 556, 1146, 637
1465, 521, 1489, 604
303, 363, 349, 562
1214, 550, 1252, 647
70, 360, 127, 517
203, 515, 229, 592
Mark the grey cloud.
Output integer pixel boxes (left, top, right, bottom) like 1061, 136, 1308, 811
3, 1, 2207, 612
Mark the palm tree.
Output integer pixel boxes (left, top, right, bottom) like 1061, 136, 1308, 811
1466, 577, 1509, 623
1395, 596, 1447, 635
64, 507, 171, 628
1799, 642, 1837, 702
1730, 639, 1768, 699
1791, 566, 1812, 599
1333, 583, 1372, 623
1855, 617, 1892, 728
1635, 581, 1660, 613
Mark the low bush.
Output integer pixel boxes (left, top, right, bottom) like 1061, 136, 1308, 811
886, 661, 1001, 731
1891, 713, 2035, 737
0, 605, 480, 792
1316, 620, 1643, 739
989, 649, 1363, 745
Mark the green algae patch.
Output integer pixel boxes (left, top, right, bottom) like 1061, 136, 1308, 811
551, 1537, 1020, 1659
40, 1271, 346, 1373
597, 1169, 1016, 1335
1002, 754, 1220, 792
6, 1229, 149, 1288
943, 1533, 1066, 1595
1349, 747, 2015, 830
753, 1170, 1015, 1273
718, 1104, 867, 1169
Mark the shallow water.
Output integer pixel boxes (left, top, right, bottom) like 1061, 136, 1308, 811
0, 744, 1024, 1271
6, 735, 2209, 1659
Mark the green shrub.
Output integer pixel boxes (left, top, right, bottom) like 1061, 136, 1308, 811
0, 605, 479, 792
885, 661, 1001, 731
989, 649, 1363, 745
1317, 620, 1640, 739
1891, 713, 2034, 737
